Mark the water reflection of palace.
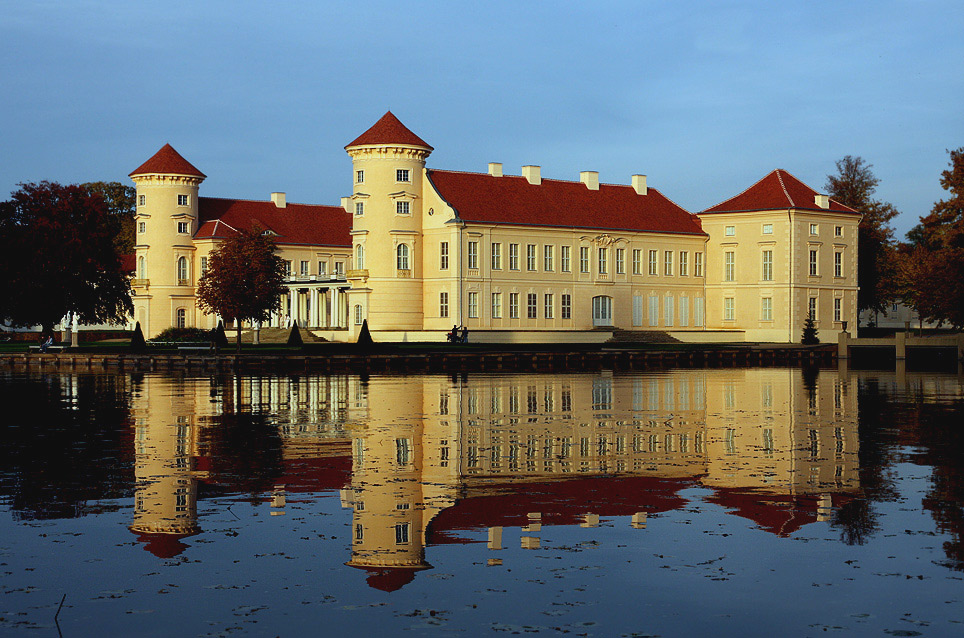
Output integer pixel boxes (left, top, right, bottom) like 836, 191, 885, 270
128, 370, 859, 588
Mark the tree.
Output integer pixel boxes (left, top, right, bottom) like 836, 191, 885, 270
900, 148, 964, 328
196, 227, 287, 353
0, 181, 133, 336
801, 315, 820, 344
825, 156, 900, 320
81, 182, 136, 255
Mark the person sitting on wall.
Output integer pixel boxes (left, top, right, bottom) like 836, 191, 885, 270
460, 325, 468, 344
447, 325, 458, 343
40, 333, 54, 353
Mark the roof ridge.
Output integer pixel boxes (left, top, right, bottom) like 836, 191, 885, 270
430, 168, 663, 193
702, 171, 772, 212
774, 169, 795, 208
199, 195, 345, 210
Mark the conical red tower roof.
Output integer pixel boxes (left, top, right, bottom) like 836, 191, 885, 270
345, 111, 433, 151
129, 143, 206, 178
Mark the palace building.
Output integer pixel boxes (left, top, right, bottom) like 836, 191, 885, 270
130, 112, 859, 342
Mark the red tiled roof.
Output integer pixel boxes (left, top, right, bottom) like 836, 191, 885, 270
345, 111, 433, 150
427, 170, 706, 235
129, 143, 206, 178
194, 197, 351, 247
702, 169, 858, 214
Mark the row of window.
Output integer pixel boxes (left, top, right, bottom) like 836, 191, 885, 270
441, 242, 705, 277
137, 221, 191, 234
723, 223, 843, 237
807, 297, 845, 322
440, 292, 574, 320
353, 169, 411, 185
284, 259, 345, 277
721, 248, 846, 282
136, 194, 191, 207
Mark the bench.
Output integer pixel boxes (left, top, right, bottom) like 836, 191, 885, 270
28, 345, 67, 353
177, 343, 214, 353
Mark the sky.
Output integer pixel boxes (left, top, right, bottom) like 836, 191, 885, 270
1, 0, 961, 238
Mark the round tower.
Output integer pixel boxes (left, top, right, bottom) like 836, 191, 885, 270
345, 112, 433, 332
129, 144, 206, 337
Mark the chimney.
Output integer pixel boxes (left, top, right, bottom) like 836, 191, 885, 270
580, 171, 599, 190
488, 162, 503, 177
522, 165, 541, 185
631, 175, 647, 195
814, 194, 829, 209
271, 192, 286, 208
340, 196, 349, 213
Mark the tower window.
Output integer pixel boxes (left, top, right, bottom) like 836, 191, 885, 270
396, 244, 410, 270
355, 201, 364, 216
177, 222, 189, 234
138, 195, 146, 206
396, 169, 410, 183
356, 170, 364, 183
177, 256, 189, 282
176, 308, 186, 328
138, 221, 146, 234
396, 201, 410, 215
177, 194, 189, 206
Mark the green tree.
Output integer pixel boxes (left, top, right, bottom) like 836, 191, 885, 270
81, 181, 136, 254
0, 181, 133, 337
901, 148, 964, 328
825, 156, 900, 321
196, 227, 287, 353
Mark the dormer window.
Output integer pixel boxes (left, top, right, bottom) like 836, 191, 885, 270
262, 229, 277, 236
177, 194, 189, 206
396, 169, 410, 183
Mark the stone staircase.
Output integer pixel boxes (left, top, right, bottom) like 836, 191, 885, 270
606, 329, 682, 344
230, 327, 329, 344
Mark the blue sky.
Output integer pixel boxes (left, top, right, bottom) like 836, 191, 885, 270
2, 1, 961, 237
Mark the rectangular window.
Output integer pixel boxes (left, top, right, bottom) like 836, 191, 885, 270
440, 291, 449, 318
694, 252, 703, 277
664, 296, 674, 327
355, 201, 364, 216
318, 261, 327, 275
395, 523, 410, 544
579, 247, 590, 273
561, 294, 571, 319
648, 295, 659, 327
679, 251, 688, 276
810, 223, 818, 235
335, 261, 344, 275
809, 249, 818, 276
544, 293, 554, 319
725, 225, 735, 236
835, 226, 843, 237
543, 245, 553, 271
834, 298, 842, 322
679, 297, 689, 326
560, 245, 571, 272
526, 244, 537, 271
509, 293, 520, 318
664, 251, 673, 276
509, 243, 519, 270
138, 195, 146, 206
632, 249, 641, 275
356, 170, 364, 183
396, 169, 410, 182
468, 292, 478, 318
724, 297, 735, 321
597, 248, 607, 274
176, 221, 188, 234
527, 293, 537, 319
724, 251, 735, 281
615, 248, 625, 274
177, 194, 189, 206
491, 243, 502, 270
491, 292, 502, 319
285, 260, 292, 277
762, 250, 773, 281
808, 297, 817, 320
763, 223, 773, 235
440, 242, 449, 269
396, 201, 410, 215
300, 260, 309, 276
138, 221, 146, 233
761, 297, 772, 321
200, 257, 207, 273
648, 249, 658, 275
468, 241, 479, 270
695, 297, 705, 327
834, 251, 843, 277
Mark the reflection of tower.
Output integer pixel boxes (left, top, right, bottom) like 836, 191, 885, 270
345, 378, 430, 591
129, 376, 204, 558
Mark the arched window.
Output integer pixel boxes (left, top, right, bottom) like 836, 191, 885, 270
177, 256, 189, 283
355, 244, 365, 270
138, 256, 146, 279
176, 308, 186, 328
396, 244, 410, 270
354, 304, 363, 325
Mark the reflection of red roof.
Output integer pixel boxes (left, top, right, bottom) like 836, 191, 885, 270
277, 455, 352, 493
428, 170, 706, 235
706, 488, 833, 537
129, 143, 206, 178
134, 532, 194, 558
119, 254, 136, 274
427, 475, 691, 544
345, 111, 433, 151
358, 567, 418, 592
702, 169, 858, 214
195, 198, 351, 247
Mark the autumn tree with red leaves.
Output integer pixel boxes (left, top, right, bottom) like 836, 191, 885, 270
0, 181, 133, 337
196, 227, 287, 353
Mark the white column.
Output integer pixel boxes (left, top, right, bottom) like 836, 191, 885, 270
331, 288, 340, 328
309, 288, 319, 328
287, 289, 296, 327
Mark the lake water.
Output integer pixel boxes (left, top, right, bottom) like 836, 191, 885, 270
0, 367, 962, 636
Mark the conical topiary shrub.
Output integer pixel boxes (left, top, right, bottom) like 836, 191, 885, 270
213, 320, 229, 347
801, 315, 820, 344
287, 323, 304, 347
130, 322, 146, 352
357, 319, 374, 349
